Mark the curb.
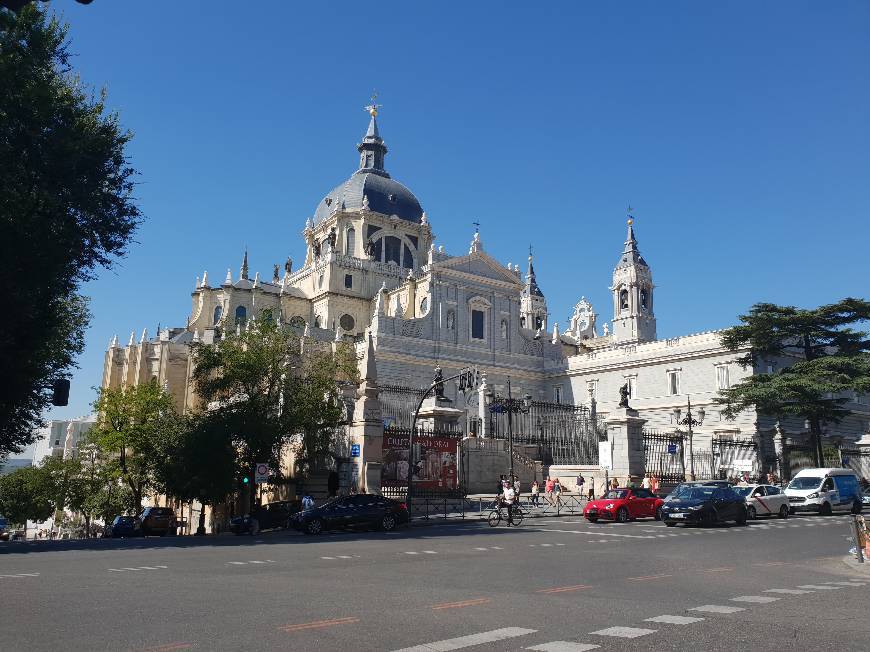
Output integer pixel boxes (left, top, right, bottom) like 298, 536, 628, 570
842, 554, 870, 576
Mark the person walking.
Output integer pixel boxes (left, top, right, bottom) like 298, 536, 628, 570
641, 473, 652, 490
513, 476, 521, 498
553, 478, 563, 508
545, 476, 555, 505
497, 475, 506, 498
576, 474, 585, 497
650, 474, 660, 495
530, 479, 540, 507
587, 478, 595, 501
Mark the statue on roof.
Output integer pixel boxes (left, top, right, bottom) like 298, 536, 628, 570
284, 256, 293, 275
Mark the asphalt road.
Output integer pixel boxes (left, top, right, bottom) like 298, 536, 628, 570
1, 512, 867, 652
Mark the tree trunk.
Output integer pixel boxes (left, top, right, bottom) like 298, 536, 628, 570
197, 504, 207, 536
809, 416, 824, 468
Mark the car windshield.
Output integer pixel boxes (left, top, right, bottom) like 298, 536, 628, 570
674, 487, 716, 501
734, 487, 754, 497
788, 477, 821, 490
603, 490, 629, 499
670, 484, 716, 499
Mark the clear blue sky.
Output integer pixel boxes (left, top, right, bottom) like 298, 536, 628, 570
39, 1, 870, 425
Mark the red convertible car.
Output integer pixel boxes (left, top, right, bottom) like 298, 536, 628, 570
583, 488, 664, 523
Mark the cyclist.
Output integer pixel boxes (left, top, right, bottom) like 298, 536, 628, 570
503, 484, 516, 525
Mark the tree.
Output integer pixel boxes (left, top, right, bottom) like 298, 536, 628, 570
0, 5, 141, 456
191, 320, 358, 511
0, 465, 53, 536
90, 382, 182, 513
716, 298, 870, 467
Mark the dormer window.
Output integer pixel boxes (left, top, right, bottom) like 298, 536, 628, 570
388, 194, 397, 203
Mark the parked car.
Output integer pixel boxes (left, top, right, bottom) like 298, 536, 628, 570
862, 489, 870, 509
733, 484, 790, 519
230, 500, 301, 535
139, 507, 178, 536
0, 515, 8, 541
107, 515, 143, 538
785, 468, 862, 515
583, 488, 664, 523
660, 483, 747, 527
291, 494, 409, 535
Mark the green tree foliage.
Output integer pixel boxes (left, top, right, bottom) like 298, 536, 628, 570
0, 465, 53, 530
0, 5, 141, 456
90, 382, 182, 513
191, 320, 358, 509
716, 298, 870, 466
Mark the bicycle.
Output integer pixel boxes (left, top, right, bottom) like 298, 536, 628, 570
488, 502, 524, 527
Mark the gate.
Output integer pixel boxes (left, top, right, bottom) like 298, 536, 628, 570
381, 424, 464, 499
378, 384, 425, 428
643, 430, 686, 484
713, 437, 759, 480
841, 448, 870, 480
489, 401, 599, 466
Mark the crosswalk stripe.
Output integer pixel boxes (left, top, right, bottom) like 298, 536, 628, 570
589, 626, 656, 638
644, 615, 704, 625
731, 595, 780, 603
797, 585, 842, 590
526, 642, 600, 651
689, 605, 745, 614
764, 589, 814, 595
391, 627, 537, 651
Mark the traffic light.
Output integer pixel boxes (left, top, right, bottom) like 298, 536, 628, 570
51, 379, 70, 407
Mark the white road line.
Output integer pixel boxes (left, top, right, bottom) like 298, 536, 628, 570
391, 627, 537, 651
546, 528, 655, 540
321, 556, 335, 560
474, 547, 489, 551
644, 615, 704, 625
227, 561, 247, 565
830, 582, 866, 587
526, 642, 600, 651
731, 595, 780, 603
422, 550, 437, 554
404, 551, 420, 555
337, 555, 353, 559
688, 605, 745, 614
248, 560, 266, 564
764, 589, 814, 595
589, 626, 656, 638
555, 543, 566, 546
490, 546, 504, 550
540, 543, 553, 547
797, 585, 842, 590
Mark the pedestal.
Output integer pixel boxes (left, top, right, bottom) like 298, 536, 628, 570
604, 407, 647, 483
417, 395, 464, 432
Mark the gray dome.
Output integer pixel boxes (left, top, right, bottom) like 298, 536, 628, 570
314, 170, 423, 224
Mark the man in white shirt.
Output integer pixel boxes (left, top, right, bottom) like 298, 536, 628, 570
503, 485, 516, 525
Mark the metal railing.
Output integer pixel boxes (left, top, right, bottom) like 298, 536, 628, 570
406, 493, 590, 521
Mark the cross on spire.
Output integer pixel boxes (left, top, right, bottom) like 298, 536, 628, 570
472, 220, 480, 233
364, 91, 382, 117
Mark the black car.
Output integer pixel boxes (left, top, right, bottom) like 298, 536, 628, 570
291, 494, 409, 535
661, 483, 747, 527
230, 500, 301, 535
107, 515, 143, 538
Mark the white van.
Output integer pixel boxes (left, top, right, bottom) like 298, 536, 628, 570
785, 468, 862, 515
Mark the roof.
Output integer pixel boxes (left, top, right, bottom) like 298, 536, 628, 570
314, 171, 423, 224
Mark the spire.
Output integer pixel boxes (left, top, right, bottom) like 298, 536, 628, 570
140, 328, 148, 343
128, 330, 135, 346
109, 334, 118, 349
361, 329, 377, 383
224, 268, 232, 285
616, 211, 648, 269
523, 245, 544, 298
201, 270, 208, 288
357, 94, 389, 177
240, 249, 249, 280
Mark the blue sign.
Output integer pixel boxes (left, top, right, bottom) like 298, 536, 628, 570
842, 456, 850, 466
351, 444, 360, 457
667, 443, 677, 454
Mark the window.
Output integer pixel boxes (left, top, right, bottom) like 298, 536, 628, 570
314, 316, 321, 328
625, 376, 637, 399
520, 316, 526, 328
667, 370, 680, 396
620, 289, 629, 311
234, 305, 247, 325
339, 314, 355, 331
344, 274, 353, 289
587, 380, 597, 400
767, 486, 780, 495
535, 315, 543, 330
716, 365, 730, 390
553, 386, 563, 404
213, 305, 222, 325
640, 289, 648, 311
446, 310, 455, 331
384, 236, 401, 265
420, 297, 428, 314
471, 309, 485, 340
345, 228, 355, 256
403, 244, 414, 269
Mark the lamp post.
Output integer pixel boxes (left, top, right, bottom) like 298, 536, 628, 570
674, 396, 705, 480
484, 378, 532, 481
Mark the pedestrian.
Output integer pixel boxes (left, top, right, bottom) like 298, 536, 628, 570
553, 478, 563, 507
587, 479, 595, 501
641, 473, 652, 490
327, 470, 339, 498
651, 474, 660, 495
503, 483, 516, 525
545, 476, 555, 505
514, 476, 521, 497
609, 478, 618, 491
302, 494, 315, 511
497, 475, 506, 498
530, 479, 540, 507
766, 471, 776, 486
576, 473, 585, 495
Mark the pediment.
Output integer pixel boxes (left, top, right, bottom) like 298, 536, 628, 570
435, 251, 523, 286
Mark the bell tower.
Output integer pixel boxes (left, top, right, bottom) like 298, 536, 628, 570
610, 215, 656, 343
520, 247, 547, 333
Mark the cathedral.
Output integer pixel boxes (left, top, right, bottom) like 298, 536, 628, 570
102, 105, 870, 491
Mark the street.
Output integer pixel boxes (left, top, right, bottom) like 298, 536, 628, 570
1, 513, 867, 651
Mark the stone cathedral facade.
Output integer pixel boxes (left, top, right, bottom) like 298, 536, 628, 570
102, 108, 870, 484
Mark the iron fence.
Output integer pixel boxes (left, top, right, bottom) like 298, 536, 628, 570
378, 384, 425, 428
642, 429, 686, 484
712, 437, 760, 480
381, 424, 464, 498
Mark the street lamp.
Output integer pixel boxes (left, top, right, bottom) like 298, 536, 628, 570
674, 397, 705, 480
484, 378, 532, 481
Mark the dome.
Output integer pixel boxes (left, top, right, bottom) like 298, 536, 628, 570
313, 170, 423, 224
312, 111, 424, 224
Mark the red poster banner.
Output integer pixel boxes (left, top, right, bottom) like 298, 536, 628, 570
382, 432, 458, 490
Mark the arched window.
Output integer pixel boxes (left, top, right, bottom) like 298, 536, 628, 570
213, 305, 223, 325
521, 316, 526, 328
384, 236, 401, 265
620, 289, 629, 312
235, 305, 247, 324
640, 289, 648, 311
419, 297, 428, 315
403, 244, 413, 269
345, 228, 356, 256
314, 316, 321, 328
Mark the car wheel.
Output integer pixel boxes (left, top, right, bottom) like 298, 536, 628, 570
304, 519, 323, 536
851, 500, 862, 515
701, 511, 716, 527
789, 507, 795, 515
665, 521, 676, 527
586, 517, 598, 524
381, 514, 397, 532
655, 506, 664, 521
746, 506, 756, 520
820, 502, 832, 516
778, 505, 789, 519
616, 507, 629, 523
735, 509, 747, 526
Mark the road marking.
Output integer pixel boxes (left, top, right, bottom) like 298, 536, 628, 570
337, 555, 353, 559
0, 573, 41, 578
321, 556, 336, 560
279, 617, 359, 633
753, 561, 787, 567
589, 626, 656, 638
474, 547, 489, 551
547, 528, 655, 540
422, 550, 438, 554
540, 543, 553, 547
392, 627, 536, 651
526, 642, 600, 651
227, 561, 247, 565
136, 643, 192, 652
431, 598, 490, 610
536, 584, 592, 594
701, 567, 733, 573
764, 589, 814, 595
404, 551, 420, 555
109, 566, 167, 573
689, 605, 745, 614
797, 584, 842, 590
645, 615, 704, 625
731, 595, 780, 603
627, 574, 672, 582
248, 560, 266, 564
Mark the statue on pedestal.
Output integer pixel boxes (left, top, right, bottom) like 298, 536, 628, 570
433, 365, 445, 399
618, 383, 630, 409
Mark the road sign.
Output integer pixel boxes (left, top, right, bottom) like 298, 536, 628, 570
667, 443, 677, 454
254, 463, 269, 484
351, 444, 360, 457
